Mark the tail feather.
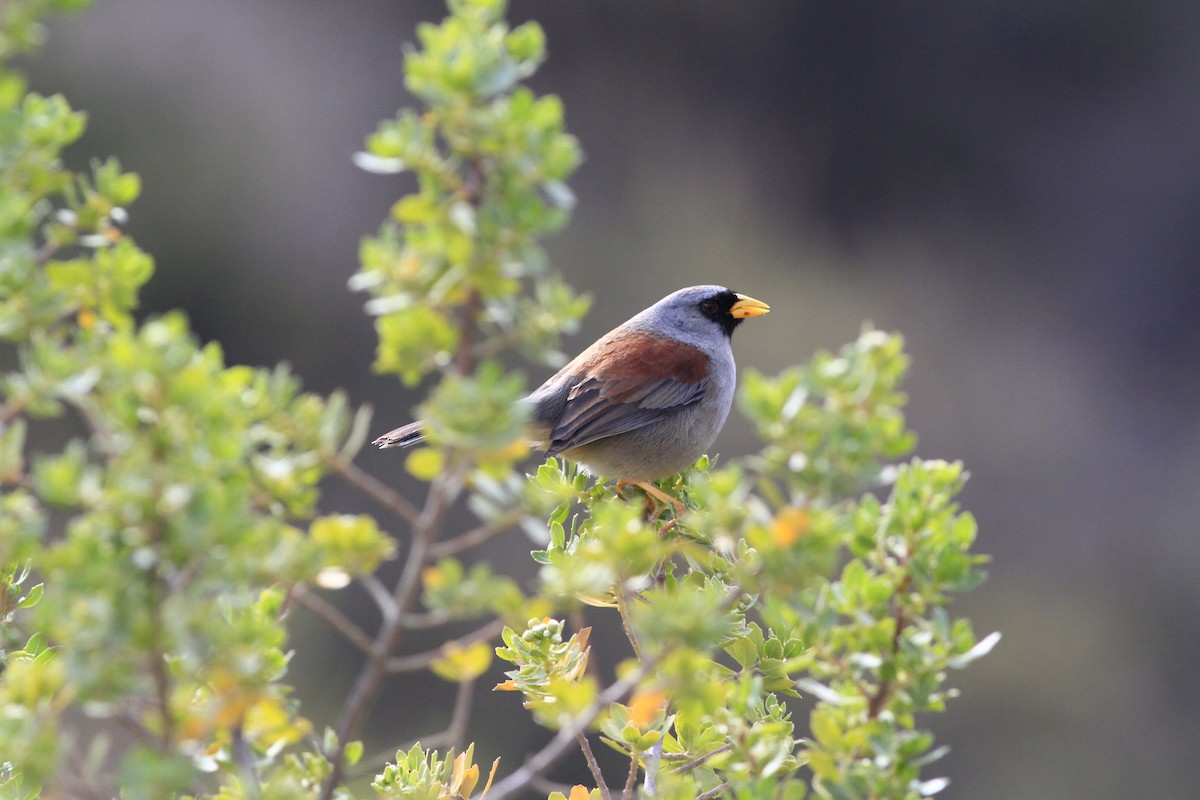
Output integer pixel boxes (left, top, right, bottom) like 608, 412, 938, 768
373, 420, 426, 448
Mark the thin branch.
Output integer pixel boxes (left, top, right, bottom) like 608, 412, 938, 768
293, 584, 377, 657
615, 590, 644, 661
621, 749, 640, 800
143, 515, 175, 753
386, 617, 504, 673
149, 637, 172, 750
867, 572, 911, 720
324, 453, 421, 526
454, 287, 481, 375
445, 677, 476, 752
696, 781, 731, 800
321, 462, 466, 800
486, 658, 656, 800
361, 573, 399, 624
428, 511, 524, 559
398, 609, 455, 629
671, 743, 732, 774
576, 732, 613, 800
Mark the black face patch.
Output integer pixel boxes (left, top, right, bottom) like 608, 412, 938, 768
698, 289, 742, 337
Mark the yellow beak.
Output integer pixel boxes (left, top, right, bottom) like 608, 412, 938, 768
730, 293, 771, 319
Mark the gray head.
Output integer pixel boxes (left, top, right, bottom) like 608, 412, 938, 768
625, 285, 770, 352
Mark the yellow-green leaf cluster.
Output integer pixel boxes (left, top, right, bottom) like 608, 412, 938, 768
308, 514, 396, 584
372, 742, 498, 800
494, 619, 595, 728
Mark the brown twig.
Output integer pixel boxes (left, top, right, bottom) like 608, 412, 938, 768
445, 677, 476, 752
454, 287, 481, 375
867, 572, 911, 720
620, 749, 640, 800
397, 609, 455, 629
671, 742, 732, 774
141, 512, 175, 753
320, 462, 466, 800
321, 213, 493, 795
428, 511, 525, 559
385, 617, 504, 673
324, 453, 421, 526
696, 780, 732, 800
148, 622, 173, 750
293, 584, 377, 657
615, 590, 644, 661
576, 732, 613, 800
361, 573, 398, 623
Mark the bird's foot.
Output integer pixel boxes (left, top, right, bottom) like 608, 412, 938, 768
616, 479, 687, 516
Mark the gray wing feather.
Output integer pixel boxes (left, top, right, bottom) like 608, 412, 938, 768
373, 420, 426, 448
546, 375, 708, 454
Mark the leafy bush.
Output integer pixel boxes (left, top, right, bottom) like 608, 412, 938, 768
0, 1, 995, 798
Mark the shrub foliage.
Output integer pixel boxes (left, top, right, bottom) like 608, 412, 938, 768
0, 1, 995, 798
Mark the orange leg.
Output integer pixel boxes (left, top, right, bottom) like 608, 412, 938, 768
616, 479, 686, 515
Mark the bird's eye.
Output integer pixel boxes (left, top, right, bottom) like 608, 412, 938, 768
700, 299, 719, 316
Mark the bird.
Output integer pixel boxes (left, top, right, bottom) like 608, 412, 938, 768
373, 285, 769, 507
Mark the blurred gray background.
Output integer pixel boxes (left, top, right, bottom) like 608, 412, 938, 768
26, 1, 1200, 797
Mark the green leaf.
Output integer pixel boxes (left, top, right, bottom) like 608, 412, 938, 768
430, 641, 494, 682
405, 447, 445, 481
17, 582, 43, 608
373, 305, 460, 386
309, 514, 396, 577
23, 632, 46, 656
947, 631, 1001, 669
323, 726, 339, 755
722, 636, 758, 669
